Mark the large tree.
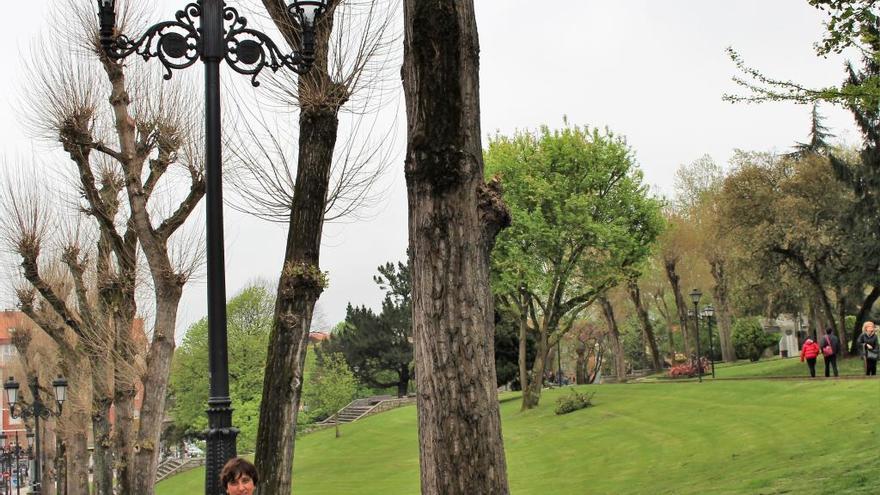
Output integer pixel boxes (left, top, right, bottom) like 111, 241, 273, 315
726, 0, 880, 352
486, 124, 664, 409
401, 0, 511, 492
326, 261, 413, 397
250, 2, 399, 491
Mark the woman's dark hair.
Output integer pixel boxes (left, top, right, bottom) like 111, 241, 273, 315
220, 457, 258, 488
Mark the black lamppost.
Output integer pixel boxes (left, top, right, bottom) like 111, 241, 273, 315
3, 376, 68, 495
689, 289, 703, 383
0, 431, 9, 495
702, 305, 716, 379
96, 2, 327, 493
0, 431, 21, 495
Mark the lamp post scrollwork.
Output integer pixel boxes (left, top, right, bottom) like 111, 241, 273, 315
4, 376, 67, 495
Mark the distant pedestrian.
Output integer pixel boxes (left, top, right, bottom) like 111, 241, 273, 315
857, 321, 878, 376
800, 338, 820, 378
221, 457, 258, 495
820, 328, 840, 377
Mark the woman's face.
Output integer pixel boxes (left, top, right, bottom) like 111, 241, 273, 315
226, 474, 255, 495
867, 322, 875, 335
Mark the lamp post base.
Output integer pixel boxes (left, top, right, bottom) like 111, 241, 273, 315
205, 397, 238, 495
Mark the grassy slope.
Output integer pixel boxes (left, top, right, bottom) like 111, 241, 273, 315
713, 356, 867, 378
157, 380, 879, 495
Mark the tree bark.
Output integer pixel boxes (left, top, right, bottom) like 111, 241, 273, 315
91, 397, 113, 495
664, 258, 692, 357
834, 289, 850, 354
628, 281, 661, 370
253, 103, 336, 495
253, 3, 345, 493
521, 329, 548, 410
575, 341, 587, 384
709, 259, 736, 362
601, 297, 627, 382
402, 1, 510, 492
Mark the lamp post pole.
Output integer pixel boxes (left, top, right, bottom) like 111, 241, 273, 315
689, 289, 703, 383
96, 2, 326, 492
703, 305, 716, 379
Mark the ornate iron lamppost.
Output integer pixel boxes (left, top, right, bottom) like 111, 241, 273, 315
702, 305, 716, 378
4, 376, 68, 495
96, 1, 327, 492
689, 289, 703, 383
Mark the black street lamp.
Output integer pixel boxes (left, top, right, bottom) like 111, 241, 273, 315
0, 431, 22, 495
689, 289, 703, 383
3, 376, 68, 495
702, 305, 716, 379
96, 1, 327, 493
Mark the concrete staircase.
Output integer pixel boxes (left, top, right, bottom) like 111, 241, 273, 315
320, 396, 391, 425
156, 457, 205, 483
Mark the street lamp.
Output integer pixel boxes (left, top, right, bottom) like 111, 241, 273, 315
702, 305, 716, 378
689, 288, 703, 383
3, 376, 67, 495
96, 1, 327, 492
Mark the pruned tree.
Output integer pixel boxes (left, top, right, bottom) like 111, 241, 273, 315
242, 1, 402, 493
9, 1, 208, 492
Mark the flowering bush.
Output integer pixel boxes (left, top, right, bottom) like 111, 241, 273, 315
667, 357, 710, 378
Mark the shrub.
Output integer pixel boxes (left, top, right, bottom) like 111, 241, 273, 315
732, 317, 777, 362
667, 357, 709, 378
554, 390, 595, 415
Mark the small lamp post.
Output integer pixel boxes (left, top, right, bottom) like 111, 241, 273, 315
702, 305, 716, 378
689, 289, 703, 383
96, 1, 328, 492
3, 376, 67, 495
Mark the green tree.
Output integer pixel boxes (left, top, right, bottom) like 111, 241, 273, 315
726, 1, 880, 352
326, 261, 413, 397
732, 317, 778, 362
486, 124, 664, 409
169, 285, 273, 453
301, 352, 357, 438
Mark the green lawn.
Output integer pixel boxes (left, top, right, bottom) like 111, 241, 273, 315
157, 378, 878, 494
712, 356, 867, 378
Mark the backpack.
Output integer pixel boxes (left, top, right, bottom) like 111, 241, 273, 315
822, 335, 834, 357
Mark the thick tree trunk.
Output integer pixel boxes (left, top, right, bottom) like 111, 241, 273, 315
521, 329, 548, 410
402, 1, 510, 493
518, 308, 529, 394
130, 283, 182, 495
601, 297, 627, 382
397, 366, 410, 397
66, 414, 90, 495
112, 311, 137, 495
851, 285, 880, 354
664, 259, 692, 357
254, 107, 336, 495
835, 290, 850, 354
628, 281, 661, 370
709, 259, 736, 362
91, 397, 113, 495
575, 341, 587, 384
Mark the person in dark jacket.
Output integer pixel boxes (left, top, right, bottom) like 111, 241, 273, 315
819, 328, 840, 377
800, 338, 821, 378
857, 321, 878, 376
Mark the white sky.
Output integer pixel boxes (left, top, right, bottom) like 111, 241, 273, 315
0, 1, 860, 338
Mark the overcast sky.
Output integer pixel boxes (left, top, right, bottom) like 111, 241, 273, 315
0, 1, 860, 338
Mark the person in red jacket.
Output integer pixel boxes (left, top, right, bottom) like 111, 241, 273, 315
800, 338, 821, 378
